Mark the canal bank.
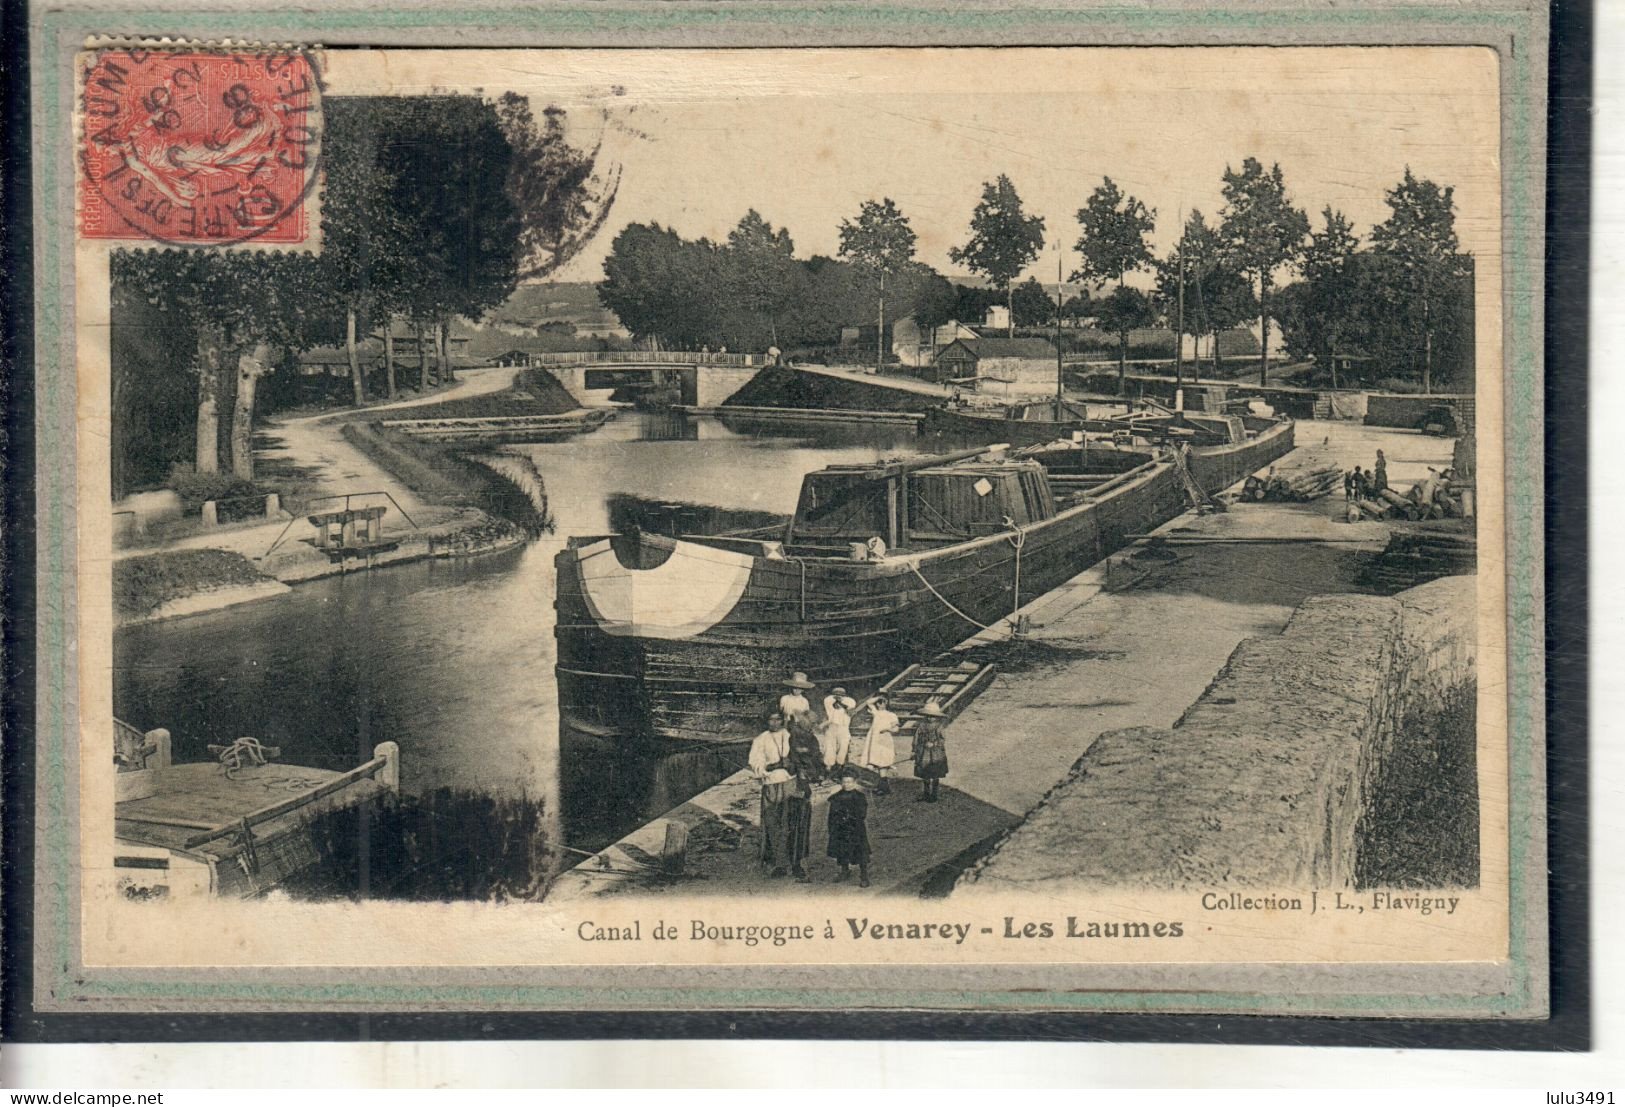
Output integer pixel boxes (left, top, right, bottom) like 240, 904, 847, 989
113, 365, 552, 627
547, 420, 1464, 901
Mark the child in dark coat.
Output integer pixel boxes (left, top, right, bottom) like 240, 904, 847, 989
825, 770, 872, 887
912, 700, 950, 802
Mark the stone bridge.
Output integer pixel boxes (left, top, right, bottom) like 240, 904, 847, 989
531, 352, 763, 408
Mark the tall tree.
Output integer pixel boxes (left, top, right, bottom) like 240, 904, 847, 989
903, 266, 959, 330
949, 175, 1046, 337
1369, 168, 1470, 392
1157, 214, 1258, 376
1060, 289, 1093, 326
382, 96, 523, 387
318, 98, 401, 406
1072, 177, 1156, 392
1203, 267, 1258, 376
1297, 206, 1361, 386
111, 249, 325, 478
600, 222, 726, 349
838, 198, 917, 368
724, 209, 798, 347
1218, 157, 1309, 384
1155, 210, 1216, 377
110, 92, 597, 492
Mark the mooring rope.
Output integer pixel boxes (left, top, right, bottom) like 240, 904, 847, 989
216, 736, 274, 778
791, 556, 807, 621
1006, 519, 1026, 622
909, 521, 1027, 634
909, 564, 995, 630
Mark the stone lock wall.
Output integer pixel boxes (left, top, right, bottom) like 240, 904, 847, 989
1363, 392, 1476, 434
956, 575, 1476, 892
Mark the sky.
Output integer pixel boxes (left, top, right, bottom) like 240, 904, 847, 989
329, 46, 1503, 287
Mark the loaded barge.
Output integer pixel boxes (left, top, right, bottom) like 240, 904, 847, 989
555, 415, 1295, 742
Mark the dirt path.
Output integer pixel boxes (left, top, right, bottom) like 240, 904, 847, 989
256, 364, 519, 520
119, 366, 519, 566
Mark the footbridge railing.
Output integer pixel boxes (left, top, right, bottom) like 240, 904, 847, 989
530, 351, 762, 368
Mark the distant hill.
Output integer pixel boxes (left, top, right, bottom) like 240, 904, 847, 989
951, 272, 1093, 298
489, 281, 626, 333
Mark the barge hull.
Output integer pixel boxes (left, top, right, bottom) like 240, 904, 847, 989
555, 421, 1295, 741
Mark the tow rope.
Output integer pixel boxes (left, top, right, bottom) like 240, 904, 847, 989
909, 520, 1027, 634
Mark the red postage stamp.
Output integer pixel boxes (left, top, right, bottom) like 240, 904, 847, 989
78, 48, 323, 248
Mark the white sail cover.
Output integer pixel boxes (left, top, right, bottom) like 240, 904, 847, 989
573, 537, 756, 639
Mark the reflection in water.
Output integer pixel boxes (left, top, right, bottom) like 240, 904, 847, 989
112, 412, 929, 889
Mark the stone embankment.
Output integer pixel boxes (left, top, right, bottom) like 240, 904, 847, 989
955, 574, 1476, 892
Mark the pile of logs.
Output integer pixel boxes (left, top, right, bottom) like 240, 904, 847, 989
1243, 466, 1343, 502
1358, 523, 1477, 593
1350, 471, 1474, 523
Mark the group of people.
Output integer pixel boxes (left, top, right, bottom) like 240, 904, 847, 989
746, 670, 952, 887
1343, 449, 1390, 501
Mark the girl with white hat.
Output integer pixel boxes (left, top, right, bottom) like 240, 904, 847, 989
859, 694, 900, 796
779, 671, 815, 721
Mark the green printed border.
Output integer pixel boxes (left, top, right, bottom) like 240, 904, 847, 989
30, 0, 1548, 1017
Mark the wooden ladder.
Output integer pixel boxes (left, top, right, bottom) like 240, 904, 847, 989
1169, 445, 1223, 513
856, 660, 997, 743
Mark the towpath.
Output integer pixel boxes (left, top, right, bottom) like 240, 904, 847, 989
548, 419, 1457, 902
257, 363, 519, 521
118, 365, 519, 569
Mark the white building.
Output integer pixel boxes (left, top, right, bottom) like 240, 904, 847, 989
891, 315, 981, 367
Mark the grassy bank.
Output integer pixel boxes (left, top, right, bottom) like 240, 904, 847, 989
721, 365, 931, 412
341, 420, 550, 534
114, 549, 276, 621
1355, 680, 1479, 888
341, 421, 473, 505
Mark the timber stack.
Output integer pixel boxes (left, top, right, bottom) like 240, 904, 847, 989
1357, 523, 1477, 593
1245, 466, 1344, 502
1351, 470, 1475, 523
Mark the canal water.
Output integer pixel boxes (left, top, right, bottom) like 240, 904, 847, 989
112, 412, 929, 891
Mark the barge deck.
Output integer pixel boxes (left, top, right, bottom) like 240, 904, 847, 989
113, 723, 400, 899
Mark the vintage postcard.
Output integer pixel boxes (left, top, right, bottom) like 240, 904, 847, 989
23, 0, 1549, 1020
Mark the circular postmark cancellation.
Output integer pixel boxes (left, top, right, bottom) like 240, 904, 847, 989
78, 48, 323, 248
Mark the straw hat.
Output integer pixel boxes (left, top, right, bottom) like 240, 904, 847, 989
831, 686, 847, 697
783, 672, 815, 690
919, 699, 946, 718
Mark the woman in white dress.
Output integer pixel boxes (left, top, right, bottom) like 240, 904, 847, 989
860, 694, 900, 796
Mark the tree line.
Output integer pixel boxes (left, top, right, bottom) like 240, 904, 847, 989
112, 93, 616, 494
599, 161, 1474, 395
